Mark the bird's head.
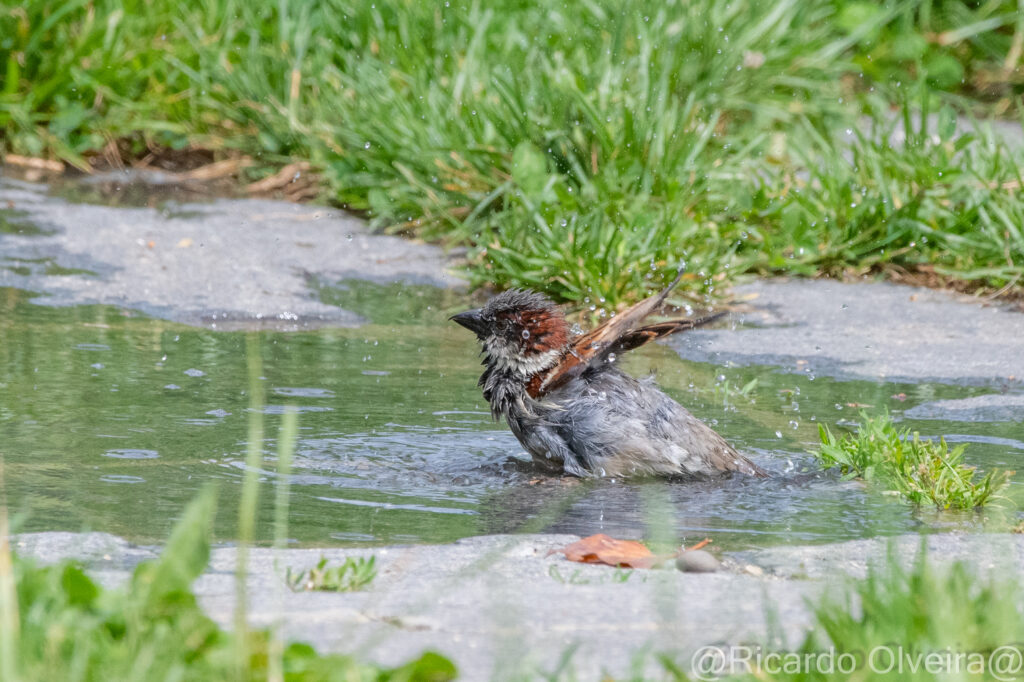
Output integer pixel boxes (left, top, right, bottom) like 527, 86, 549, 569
450, 289, 570, 376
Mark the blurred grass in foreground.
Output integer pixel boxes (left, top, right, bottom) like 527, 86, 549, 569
663, 544, 1024, 681
1, 0, 1023, 307
0, 489, 455, 681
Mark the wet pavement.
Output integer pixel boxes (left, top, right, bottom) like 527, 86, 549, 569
675, 278, 1024, 386
0, 177, 463, 329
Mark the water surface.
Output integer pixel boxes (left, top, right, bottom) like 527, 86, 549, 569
1, 282, 1021, 550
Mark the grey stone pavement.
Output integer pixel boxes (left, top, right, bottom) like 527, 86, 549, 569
675, 278, 1024, 386
14, 530, 1024, 680
3, 166, 1024, 679
0, 177, 463, 329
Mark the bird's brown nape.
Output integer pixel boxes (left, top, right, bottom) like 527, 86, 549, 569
518, 308, 569, 355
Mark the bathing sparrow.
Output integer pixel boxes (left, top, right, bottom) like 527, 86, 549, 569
451, 273, 767, 478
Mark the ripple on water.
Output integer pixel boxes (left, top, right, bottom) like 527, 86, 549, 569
273, 387, 336, 398
103, 449, 159, 459
944, 434, 1024, 451
100, 475, 146, 484
329, 531, 377, 542
183, 418, 220, 426
252, 405, 334, 414
219, 426, 526, 511
74, 343, 110, 351
316, 495, 476, 515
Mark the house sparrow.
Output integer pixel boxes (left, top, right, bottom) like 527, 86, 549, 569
451, 273, 767, 478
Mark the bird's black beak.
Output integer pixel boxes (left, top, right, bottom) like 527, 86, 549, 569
449, 308, 489, 336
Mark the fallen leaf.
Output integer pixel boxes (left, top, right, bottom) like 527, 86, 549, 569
684, 538, 712, 552
555, 534, 657, 568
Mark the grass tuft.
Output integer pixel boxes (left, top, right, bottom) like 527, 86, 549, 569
3, 0, 1023, 307
286, 556, 377, 593
783, 545, 1024, 682
813, 411, 1012, 509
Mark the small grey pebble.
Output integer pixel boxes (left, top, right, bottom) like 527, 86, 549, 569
676, 550, 721, 573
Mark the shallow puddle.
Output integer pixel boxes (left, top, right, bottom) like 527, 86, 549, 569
1, 283, 1022, 550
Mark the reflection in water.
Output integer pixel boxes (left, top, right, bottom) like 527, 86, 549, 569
0, 283, 1021, 549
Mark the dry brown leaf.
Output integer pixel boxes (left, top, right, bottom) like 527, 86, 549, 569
684, 538, 712, 552
555, 533, 657, 569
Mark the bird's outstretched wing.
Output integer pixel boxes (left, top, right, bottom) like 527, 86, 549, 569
609, 311, 726, 355
528, 272, 723, 398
